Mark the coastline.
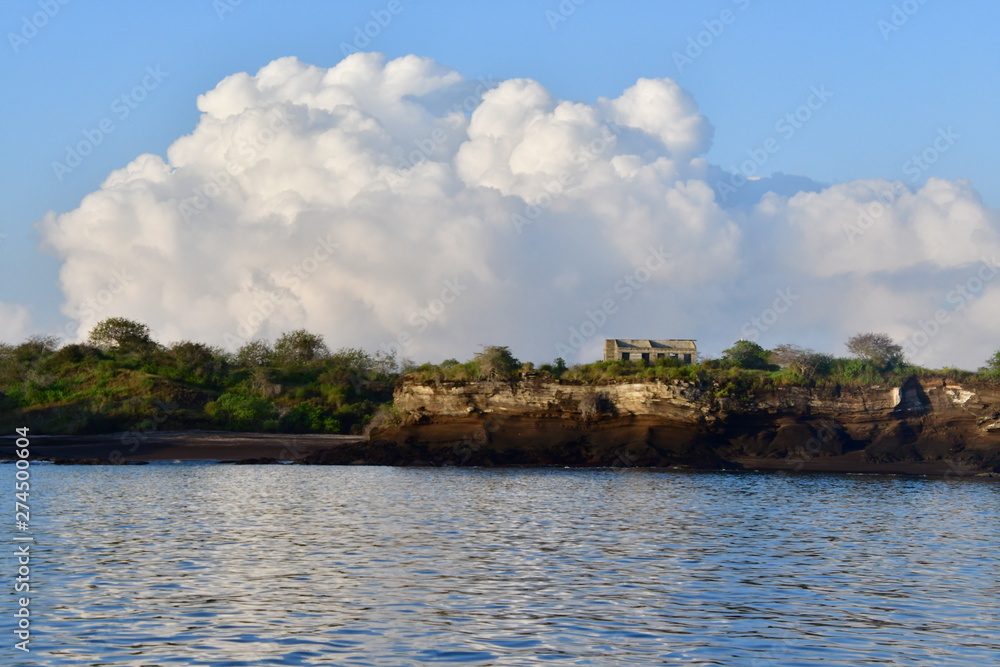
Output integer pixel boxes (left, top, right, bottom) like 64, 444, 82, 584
23, 431, 364, 463
12, 429, 999, 478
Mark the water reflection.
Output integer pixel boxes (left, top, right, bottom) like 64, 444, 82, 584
23, 466, 1000, 665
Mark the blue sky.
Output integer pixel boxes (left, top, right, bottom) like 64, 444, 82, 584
2, 0, 999, 365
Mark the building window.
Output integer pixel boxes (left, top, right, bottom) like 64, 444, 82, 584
657, 353, 665, 359
641, 353, 650, 362
683, 354, 692, 364
620, 352, 630, 360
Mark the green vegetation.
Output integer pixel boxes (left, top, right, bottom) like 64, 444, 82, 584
2, 322, 998, 435
721, 340, 774, 371
405, 333, 1000, 396
845, 332, 904, 369
0, 319, 399, 435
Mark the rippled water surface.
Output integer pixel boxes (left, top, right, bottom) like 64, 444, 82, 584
14, 465, 1000, 665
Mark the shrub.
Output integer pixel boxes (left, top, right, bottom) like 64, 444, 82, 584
163, 341, 228, 386
236, 340, 274, 367
473, 345, 521, 380
274, 330, 329, 366
722, 340, 775, 370
770, 344, 833, 380
280, 402, 340, 433
205, 392, 277, 430
42, 344, 104, 372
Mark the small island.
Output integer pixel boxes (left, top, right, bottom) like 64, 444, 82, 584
4, 318, 999, 476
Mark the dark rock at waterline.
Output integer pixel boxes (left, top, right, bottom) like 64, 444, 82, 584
358, 377, 1000, 476
47, 458, 149, 465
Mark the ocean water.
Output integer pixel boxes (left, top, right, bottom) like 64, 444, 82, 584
10, 464, 1000, 666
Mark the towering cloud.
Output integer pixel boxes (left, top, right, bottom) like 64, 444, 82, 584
39, 54, 1000, 369
0, 303, 31, 343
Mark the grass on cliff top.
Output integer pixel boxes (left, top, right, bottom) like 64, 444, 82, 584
406, 355, 1000, 390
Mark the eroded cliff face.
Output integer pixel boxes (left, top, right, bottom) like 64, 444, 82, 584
355, 376, 1000, 474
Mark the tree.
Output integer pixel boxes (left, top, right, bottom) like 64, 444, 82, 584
771, 344, 833, 380
474, 345, 521, 380
722, 340, 773, 370
165, 341, 227, 385
846, 332, 904, 368
12, 335, 59, 363
273, 329, 329, 365
984, 349, 1000, 373
236, 339, 273, 367
87, 317, 154, 352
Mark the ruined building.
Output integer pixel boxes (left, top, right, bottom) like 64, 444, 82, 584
603, 339, 697, 364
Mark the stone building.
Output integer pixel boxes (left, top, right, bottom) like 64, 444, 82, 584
603, 339, 697, 364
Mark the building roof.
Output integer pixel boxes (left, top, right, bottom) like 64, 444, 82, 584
609, 339, 697, 351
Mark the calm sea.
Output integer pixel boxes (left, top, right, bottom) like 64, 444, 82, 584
9, 464, 1000, 666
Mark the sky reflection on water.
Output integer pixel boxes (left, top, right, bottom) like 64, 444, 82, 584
16, 465, 1000, 665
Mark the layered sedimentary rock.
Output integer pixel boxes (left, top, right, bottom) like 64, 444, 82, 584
347, 376, 1000, 475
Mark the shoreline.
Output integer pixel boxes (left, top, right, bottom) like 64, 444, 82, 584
10, 430, 997, 478
23, 430, 364, 462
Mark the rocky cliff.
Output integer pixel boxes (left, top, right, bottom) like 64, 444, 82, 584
348, 375, 1000, 475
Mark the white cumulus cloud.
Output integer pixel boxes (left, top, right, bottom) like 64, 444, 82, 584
38, 53, 1000, 370
0, 303, 32, 344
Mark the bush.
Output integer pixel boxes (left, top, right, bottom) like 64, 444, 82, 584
13, 335, 59, 363
205, 392, 277, 430
837, 358, 882, 384
162, 341, 228, 386
280, 402, 340, 433
274, 330, 329, 366
365, 404, 405, 434
722, 340, 775, 370
236, 340, 274, 367
473, 345, 521, 380
770, 344, 833, 380
41, 344, 104, 374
